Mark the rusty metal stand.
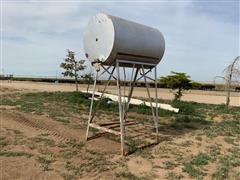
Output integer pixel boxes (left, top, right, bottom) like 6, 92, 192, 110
86, 60, 159, 156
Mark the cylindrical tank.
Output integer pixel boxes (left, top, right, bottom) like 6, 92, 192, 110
83, 13, 165, 67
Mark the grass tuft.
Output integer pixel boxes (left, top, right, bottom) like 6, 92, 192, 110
115, 171, 142, 180
31, 136, 55, 147
182, 153, 210, 179
0, 150, 32, 158
191, 153, 211, 166
65, 139, 84, 149
183, 163, 205, 180
37, 155, 55, 171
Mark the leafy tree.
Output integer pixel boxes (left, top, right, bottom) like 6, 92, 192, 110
160, 71, 192, 101
81, 73, 94, 93
60, 49, 86, 91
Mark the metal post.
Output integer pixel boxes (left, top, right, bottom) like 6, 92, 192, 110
116, 61, 125, 156
154, 66, 159, 141
89, 66, 116, 122
124, 67, 139, 119
142, 65, 156, 129
86, 66, 99, 140
123, 66, 126, 120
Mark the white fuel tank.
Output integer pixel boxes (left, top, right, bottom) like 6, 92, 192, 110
83, 13, 165, 67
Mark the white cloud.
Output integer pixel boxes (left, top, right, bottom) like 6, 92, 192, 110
2, 1, 239, 81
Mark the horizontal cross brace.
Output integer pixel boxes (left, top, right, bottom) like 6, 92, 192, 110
89, 123, 121, 136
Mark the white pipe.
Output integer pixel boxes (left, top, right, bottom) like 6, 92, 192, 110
84, 90, 179, 113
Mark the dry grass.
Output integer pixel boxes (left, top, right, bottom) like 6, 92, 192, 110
1, 89, 239, 179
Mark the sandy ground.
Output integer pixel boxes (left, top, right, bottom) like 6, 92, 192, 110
0, 110, 121, 180
1, 80, 239, 106
1, 109, 238, 179
1, 85, 239, 179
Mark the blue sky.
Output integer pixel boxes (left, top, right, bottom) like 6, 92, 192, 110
1, 0, 239, 82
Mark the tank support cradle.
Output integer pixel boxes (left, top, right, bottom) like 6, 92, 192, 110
85, 60, 159, 156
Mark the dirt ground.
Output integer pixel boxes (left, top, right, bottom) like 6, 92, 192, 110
0, 84, 240, 179
1, 80, 239, 106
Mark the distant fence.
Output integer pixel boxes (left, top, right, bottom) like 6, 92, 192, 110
0, 75, 239, 92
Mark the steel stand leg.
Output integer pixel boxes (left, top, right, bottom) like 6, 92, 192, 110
86, 68, 99, 140
141, 65, 159, 142
142, 66, 156, 133
154, 66, 159, 142
88, 66, 116, 123
124, 68, 139, 119
116, 61, 125, 156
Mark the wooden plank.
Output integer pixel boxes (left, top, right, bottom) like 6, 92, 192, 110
89, 123, 121, 135
96, 123, 137, 131
99, 121, 137, 129
99, 120, 135, 127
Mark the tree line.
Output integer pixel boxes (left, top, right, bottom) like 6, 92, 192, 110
60, 50, 239, 107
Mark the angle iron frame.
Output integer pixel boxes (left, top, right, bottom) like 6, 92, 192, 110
86, 59, 159, 156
